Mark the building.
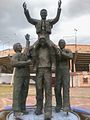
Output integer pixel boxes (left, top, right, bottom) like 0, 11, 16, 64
0, 44, 90, 87
66, 44, 90, 87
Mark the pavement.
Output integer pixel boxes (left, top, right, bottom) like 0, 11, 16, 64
7, 109, 79, 120
0, 85, 90, 110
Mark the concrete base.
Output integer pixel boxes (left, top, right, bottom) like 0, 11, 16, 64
6, 107, 80, 120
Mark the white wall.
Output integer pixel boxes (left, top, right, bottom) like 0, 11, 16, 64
0, 73, 12, 84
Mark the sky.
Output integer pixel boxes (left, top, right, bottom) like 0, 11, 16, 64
0, 0, 90, 50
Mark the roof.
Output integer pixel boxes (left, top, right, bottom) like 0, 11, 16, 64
66, 44, 90, 53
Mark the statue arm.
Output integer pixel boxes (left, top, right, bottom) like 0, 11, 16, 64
51, 8, 61, 25
24, 9, 38, 25
23, 34, 30, 56
51, 0, 62, 25
11, 55, 31, 67
23, 2, 37, 25
61, 49, 73, 59
52, 44, 61, 57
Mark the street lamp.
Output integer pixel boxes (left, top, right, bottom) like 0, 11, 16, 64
73, 28, 78, 86
74, 28, 78, 52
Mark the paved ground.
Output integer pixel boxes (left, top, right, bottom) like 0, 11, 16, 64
7, 109, 79, 120
0, 85, 90, 110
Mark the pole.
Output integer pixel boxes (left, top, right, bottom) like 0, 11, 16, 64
74, 28, 78, 87
74, 28, 78, 72
74, 28, 77, 52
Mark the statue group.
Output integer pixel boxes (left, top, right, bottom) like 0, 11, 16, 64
11, 1, 73, 120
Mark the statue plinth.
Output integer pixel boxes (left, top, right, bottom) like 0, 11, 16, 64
6, 107, 80, 120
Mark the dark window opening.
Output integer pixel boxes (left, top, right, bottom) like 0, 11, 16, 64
83, 77, 88, 84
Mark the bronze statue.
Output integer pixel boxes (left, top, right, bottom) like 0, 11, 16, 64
32, 35, 54, 120
11, 34, 31, 119
54, 39, 73, 113
23, 0, 62, 70
23, 0, 61, 41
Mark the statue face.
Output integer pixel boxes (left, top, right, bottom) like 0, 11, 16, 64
40, 9, 47, 19
16, 43, 22, 52
13, 43, 22, 52
39, 38, 46, 47
59, 39, 66, 49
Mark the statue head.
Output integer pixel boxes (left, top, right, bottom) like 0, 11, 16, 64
39, 35, 46, 47
40, 9, 47, 20
13, 43, 22, 53
58, 39, 66, 49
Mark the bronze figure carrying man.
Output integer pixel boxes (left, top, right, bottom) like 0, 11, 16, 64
54, 39, 73, 113
33, 35, 53, 120
11, 34, 31, 119
23, 0, 62, 41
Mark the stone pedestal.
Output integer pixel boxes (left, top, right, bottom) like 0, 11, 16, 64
6, 107, 80, 120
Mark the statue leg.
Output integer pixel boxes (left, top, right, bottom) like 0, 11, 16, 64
35, 68, 43, 115
21, 76, 30, 114
44, 68, 52, 119
13, 76, 23, 112
63, 69, 70, 112
13, 76, 25, 118
54, 69, 62, 112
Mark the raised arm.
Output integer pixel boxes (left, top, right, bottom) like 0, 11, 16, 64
23, 34, 30, 55
23, 2, 37, 25
51, 0, 62, 25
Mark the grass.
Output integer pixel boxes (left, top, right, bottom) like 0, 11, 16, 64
0, 84, 13, 98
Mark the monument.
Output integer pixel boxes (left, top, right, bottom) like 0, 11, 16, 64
6, 0, 80, 120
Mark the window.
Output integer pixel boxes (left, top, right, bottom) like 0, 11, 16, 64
83, 77, 88, 83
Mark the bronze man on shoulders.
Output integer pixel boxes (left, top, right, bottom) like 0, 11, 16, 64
23, 0, 62, 41
32, 35, 53, 120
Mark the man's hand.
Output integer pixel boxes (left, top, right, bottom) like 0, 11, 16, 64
58, 0, 62, 8
25, 34, 30, 41
27, 59, 31, 64
23, 2, 27, 10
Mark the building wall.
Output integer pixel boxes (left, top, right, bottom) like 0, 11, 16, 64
70, 72, 90, 87
0, 45, 90, 87
0, 44, 90, 57
66, 44, 90, 53
0, 72, 90, 87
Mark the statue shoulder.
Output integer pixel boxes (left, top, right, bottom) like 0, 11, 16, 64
12, 53, 21, 60
35, 20, 41, 26
12, 53, 18, 58
47, 19, 53, 23
37, 20, 41, 23
65, 48, 72, 53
